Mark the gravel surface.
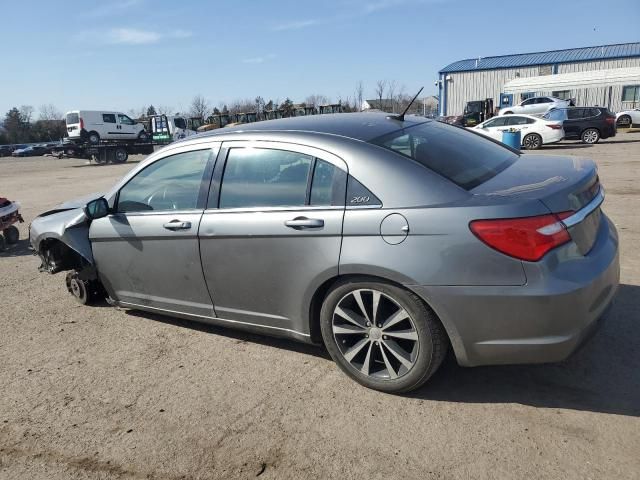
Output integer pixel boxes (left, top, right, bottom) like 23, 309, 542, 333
1, 135, 639, 479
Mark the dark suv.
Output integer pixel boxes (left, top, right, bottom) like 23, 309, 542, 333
543, 107, 616, 144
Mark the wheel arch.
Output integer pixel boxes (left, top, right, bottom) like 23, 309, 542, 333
38, 235, 92, 273
307, 273, 463, 363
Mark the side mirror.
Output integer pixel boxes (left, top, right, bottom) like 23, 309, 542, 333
83, 197, 110, 220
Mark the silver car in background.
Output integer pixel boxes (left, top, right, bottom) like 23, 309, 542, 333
30, 113, 619, 393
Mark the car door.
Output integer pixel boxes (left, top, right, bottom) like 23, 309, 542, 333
479, 117, 509, 140
101, 113, 119, 140
89, 144, 219, 317
198, 141, 347, 336
516, 98, 536, 114
563, 108, 584, 138
117, 114, 138, 139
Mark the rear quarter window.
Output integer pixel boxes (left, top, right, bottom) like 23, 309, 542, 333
369, 121, 518, 190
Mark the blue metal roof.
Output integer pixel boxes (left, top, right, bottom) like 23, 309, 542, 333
439, 42, 640, 73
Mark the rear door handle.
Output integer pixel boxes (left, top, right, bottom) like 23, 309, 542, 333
163, 220, 192, 230
284, 217, 324, 229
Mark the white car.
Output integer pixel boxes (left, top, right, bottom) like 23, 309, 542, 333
472, 114, 564, 149
498, 96, 572, 116
616, 108, 640, 127
65, 110, 148, 145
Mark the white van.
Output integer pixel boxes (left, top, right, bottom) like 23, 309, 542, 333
65, 110, 148, 144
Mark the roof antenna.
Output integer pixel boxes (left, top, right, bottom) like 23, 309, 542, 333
389, 86, 424, 122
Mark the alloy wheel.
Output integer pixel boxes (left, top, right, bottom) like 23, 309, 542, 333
523, 134, 541, 149
331, 289, 419, 380
582, 129, 599, 144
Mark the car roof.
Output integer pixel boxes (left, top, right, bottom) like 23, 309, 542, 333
195, 112, 430, 143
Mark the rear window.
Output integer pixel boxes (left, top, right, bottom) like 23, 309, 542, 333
369, 121, 518, 190
66, 113, 79, 125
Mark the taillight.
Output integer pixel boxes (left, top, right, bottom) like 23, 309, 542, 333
605, 116, 615, 124
469, 212, 573, 262
80, 117, 84, 129
546, 123, 563, 130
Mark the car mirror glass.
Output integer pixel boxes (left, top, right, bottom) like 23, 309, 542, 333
84, 198, 109, 220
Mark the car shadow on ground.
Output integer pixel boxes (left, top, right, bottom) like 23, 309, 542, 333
541, 143, 592, 150
411, 283, 640, 417
124, 309, 330, 359
124, 284, 639, 417
0, 239, 33, 258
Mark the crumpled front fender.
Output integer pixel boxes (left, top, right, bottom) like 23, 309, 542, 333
30, 207, 93, 264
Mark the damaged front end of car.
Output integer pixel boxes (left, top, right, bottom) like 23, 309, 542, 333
30, 195, 106, 304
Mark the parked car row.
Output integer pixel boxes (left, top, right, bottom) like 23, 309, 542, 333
469, 103, 618, 149
0, 142, 61, 157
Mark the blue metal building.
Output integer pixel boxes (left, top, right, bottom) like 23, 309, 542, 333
437, 42, 640, 116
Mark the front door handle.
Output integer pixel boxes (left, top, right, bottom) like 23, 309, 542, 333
163, 220, 192, 230
284, 217, 324, 229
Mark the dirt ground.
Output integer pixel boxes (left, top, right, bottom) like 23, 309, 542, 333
1, 134, 639, 480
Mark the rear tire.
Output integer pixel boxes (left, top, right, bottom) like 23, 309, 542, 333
320, 278, 448, 393
88, 131, 100, 145
113, 147, 128, 163
522, 133, 542, 150
0, 235, 5, 251
581, 128, 600, 144
3, 226, 19, 244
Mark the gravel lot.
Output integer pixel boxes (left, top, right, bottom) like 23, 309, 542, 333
1, 134, 639, 479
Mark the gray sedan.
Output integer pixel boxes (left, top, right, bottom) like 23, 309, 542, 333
30, 113, 619, 393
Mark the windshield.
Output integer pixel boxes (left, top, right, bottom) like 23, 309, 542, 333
369, 121, 519, 190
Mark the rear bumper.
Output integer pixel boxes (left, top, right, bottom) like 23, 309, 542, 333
410, 216, 619, 367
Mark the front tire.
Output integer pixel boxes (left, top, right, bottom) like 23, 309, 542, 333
522, 133, 542, 150
617, 115, 632, 128
320, 278, 448, 393
581, 128, 600, 144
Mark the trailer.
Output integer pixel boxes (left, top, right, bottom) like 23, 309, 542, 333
51, 140, 154, 164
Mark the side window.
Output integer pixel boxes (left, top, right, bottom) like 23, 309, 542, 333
117, 149, 211, 213
347, 176, 381, 207
567, 109, 584, 120
118, 114, 135, 125
588, 108, 601, 118
521, 98, 535, 106
310, 159, 346, 206
507, 116, 530, 126
102, 114, 116, 123
490, 117, 509, 127
536, 97, 551, 104
219, 148, 313, 209
174, 117, 187, 130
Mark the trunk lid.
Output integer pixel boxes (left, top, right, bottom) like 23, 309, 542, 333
472, 154, 602, 255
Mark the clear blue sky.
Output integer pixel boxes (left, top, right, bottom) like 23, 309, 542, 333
2, 0, 638, 117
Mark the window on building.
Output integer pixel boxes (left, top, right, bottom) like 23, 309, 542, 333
552, 90, 572, 100
622, 85, 640, 105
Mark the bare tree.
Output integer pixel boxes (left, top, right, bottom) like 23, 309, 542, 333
19, 105, 34, 124
38, 103, 62, 121
189, 94, 209, 119
305, 94, 330, 109
374, 80, 387, 111
354, 81, 364, 111
228, 98, 257, 114
156, 105, 174, 115
387, 80, 398, 112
